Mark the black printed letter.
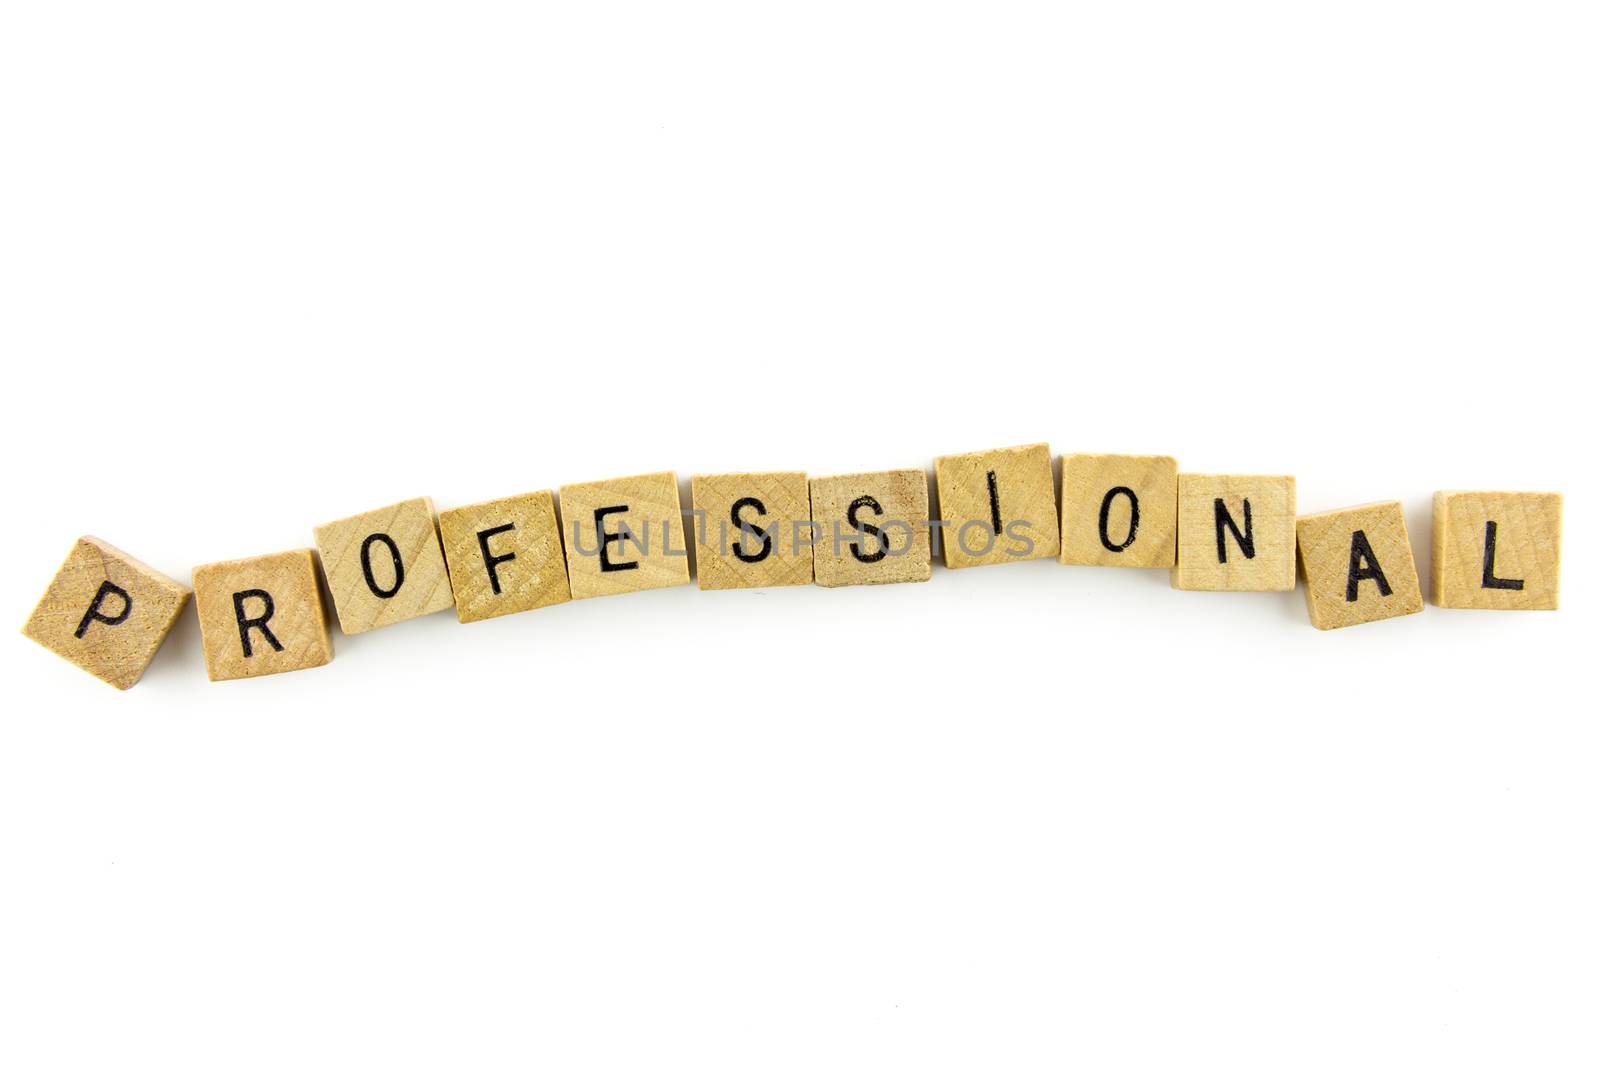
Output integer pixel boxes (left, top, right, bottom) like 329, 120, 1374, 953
1345, 529, 1393, 602
232, 590, 284, 658
477, 524, 517, 595
847, 495, 888, 563
596, 506, 638, 572
1214, 498, 1255, 563
1480, 521, 1524, 590
74, 580, 132, 638
1098, 486, 1140, 553
731, 497, 772, 564
359, 533, 405, 599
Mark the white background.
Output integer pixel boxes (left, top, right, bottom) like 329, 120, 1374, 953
2, 2, 1595, 1063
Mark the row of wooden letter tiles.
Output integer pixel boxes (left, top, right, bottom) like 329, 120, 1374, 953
22, 445, 1563, 688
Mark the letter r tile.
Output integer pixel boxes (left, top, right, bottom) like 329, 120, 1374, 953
192, 549, 333, 682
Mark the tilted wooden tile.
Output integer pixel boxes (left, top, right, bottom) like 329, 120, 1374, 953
22, 536, 190, 690
1432, 491, 1562, 610
192, 549, 332, 681
1172, 474, 1296, 591
690, 471, 813, 590
809, 469, 932, 588
1059, 453, 1178, 568
1296, 501, 1423, 630
313, 497, 455, 635
933, 443, 1058, 568
438, 491, 572, 622
559, 472, 691, 600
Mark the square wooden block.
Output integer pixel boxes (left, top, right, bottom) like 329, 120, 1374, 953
690, 471, 814, 590
559, 472, 691, 600
1172, 474, 1296, 591
1296, 501, 1423, 630
192, 549, 333, 681
810, 469, 932, 588
22, 536, 190, 690
933, 443, 1058, 568
313, 496, 455, 635
1059, 453, 1178, 567
438, 491, 572, 622
1432, 491, 1562, 610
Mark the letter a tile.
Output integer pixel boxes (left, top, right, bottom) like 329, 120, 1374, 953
1296, 501, 1423, 629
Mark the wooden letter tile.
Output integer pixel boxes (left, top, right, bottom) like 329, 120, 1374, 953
1296, 501, 1423, 629
192, 549, 333, 681
438, 491, 572, 622
313, 497, 455, 635
809, 469, 932, 588
689, 472, 813, 590
1172, 474, 1296, 591
559, 472, 691, 600
1059, 453, 1178, 567
22, 536, 190, 690
1432, 491, 1562, 609
933, 443, 1058, 568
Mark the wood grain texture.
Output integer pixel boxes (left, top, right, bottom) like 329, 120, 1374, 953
558, 472, 691, 600
22, 536, 190, 690
192, 549, 332, 681
933, 443, 1058, 568
312, 497, 455, 635
1172, 474, 1296, 591
809, 469, 932, 588
438, 491, 572, 622
1296, 501, 1423, 630
689, 471, 813, 590
1431, 491, 1562, 609
1059, 453, 1177, 567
